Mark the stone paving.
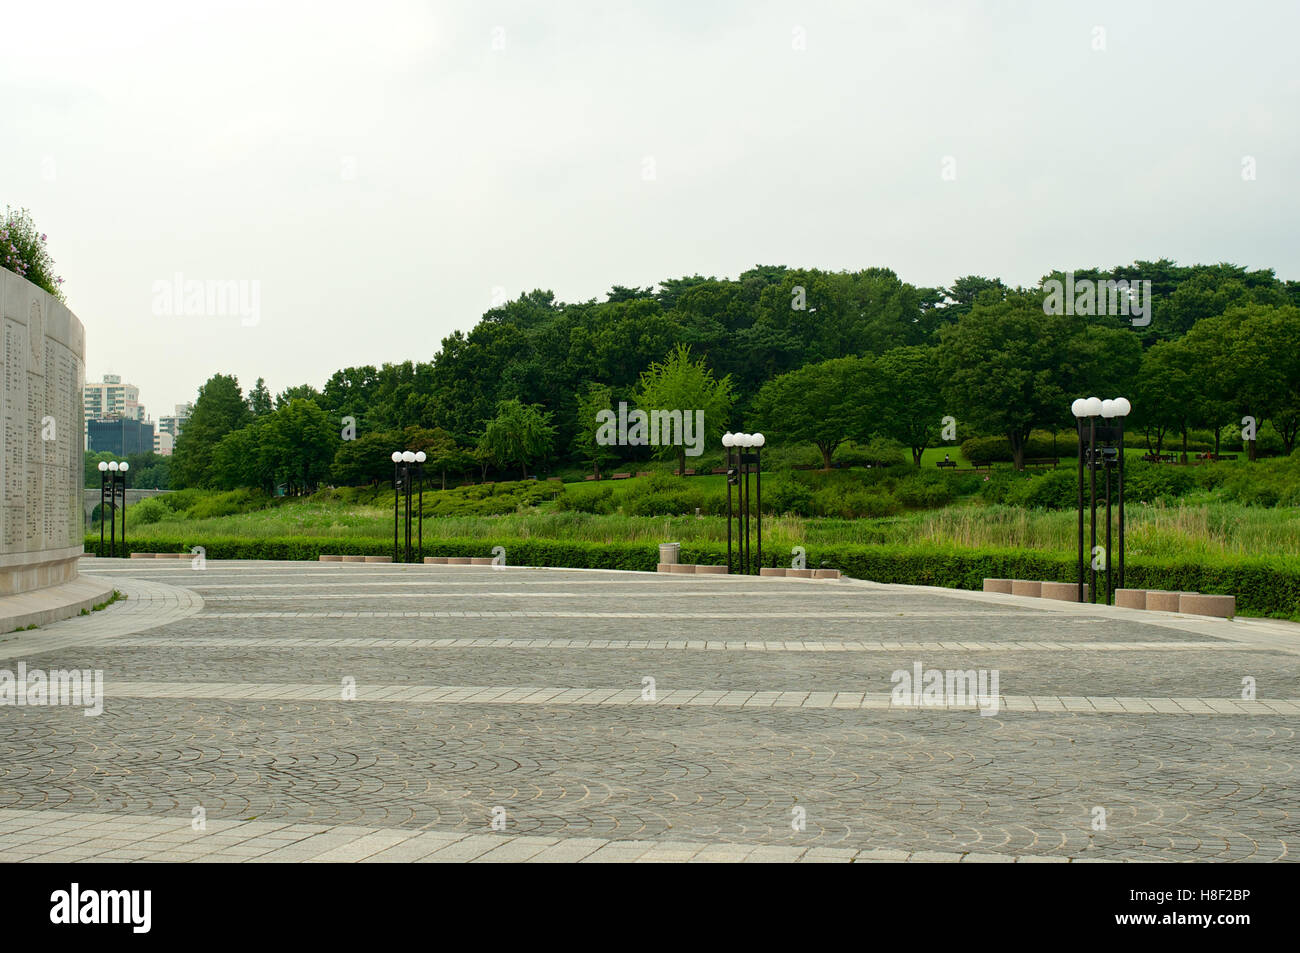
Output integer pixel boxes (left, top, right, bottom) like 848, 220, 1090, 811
1, 559, 1297, 863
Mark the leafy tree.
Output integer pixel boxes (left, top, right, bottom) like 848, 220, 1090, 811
1, 207, 64, 299
477, 400, 556, 480
752, 357, 876, 469
632, 344, 734, 475
876, 346, 944, 466
574, 382, 620, 478
247, 377, 274, 417
939, 295, 1072, 470
172, 374, 252, 488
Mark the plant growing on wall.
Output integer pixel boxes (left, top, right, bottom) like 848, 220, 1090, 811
1, 206, 65, 300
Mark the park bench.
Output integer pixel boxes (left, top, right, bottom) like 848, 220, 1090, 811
936, 460, 957, 469
1023, 458, 1059, 469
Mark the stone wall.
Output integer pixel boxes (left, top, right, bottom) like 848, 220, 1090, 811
0, 269, 86, 596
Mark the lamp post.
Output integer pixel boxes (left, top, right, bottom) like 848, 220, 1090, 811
390, 450, 427, 563
1071, 396, 1131, 604
722, 432, 765, 574
97, 460, 129, 556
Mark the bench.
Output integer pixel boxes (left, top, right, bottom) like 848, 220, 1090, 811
936, 460, 956, 469
1023, 458, 1059, 469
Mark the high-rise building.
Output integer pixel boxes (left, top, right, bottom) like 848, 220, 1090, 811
83, 374, 144, 422
158, 402, 192, 441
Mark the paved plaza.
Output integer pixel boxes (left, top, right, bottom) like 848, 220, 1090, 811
0, 558, 1297, 862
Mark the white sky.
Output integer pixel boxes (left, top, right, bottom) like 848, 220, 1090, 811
3, 0, 1296, 417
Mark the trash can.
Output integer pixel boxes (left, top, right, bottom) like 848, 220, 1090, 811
658, 542, 681, 565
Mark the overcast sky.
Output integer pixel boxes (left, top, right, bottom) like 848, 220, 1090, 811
3, 0, 1296, 417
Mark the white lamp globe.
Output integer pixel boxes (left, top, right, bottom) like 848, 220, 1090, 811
390, 452, 402, 462
1084, 397, 1103, 417
1071, 398, 1087, 418
722, 432, 734, 447
108, 461, 119, 471
1114, 397, 1132, 417
753, 433, 766, 447
1100, 399, 1117, 418
402, 451, 416, 463
98, 461, 109, 472
415, 451, 427, 463
120, 462, 129, 472
740, 433, 755, 447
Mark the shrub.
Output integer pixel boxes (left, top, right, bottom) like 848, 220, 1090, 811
1, 207, 64, 299
123, 497, 171, 525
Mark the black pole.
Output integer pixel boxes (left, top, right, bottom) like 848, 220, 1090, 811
1105, 450, 1113, 606
417, 464, 423, 562
109, 475, 116, 559
742, 455, 750, 575
1089, 418, 1097, 603
726, 447, 733, 574
393, 461, 399, 562
404, 464, 412, 563
1118, 422, 1126, 592
100, 473, 106, 557
119, 474, 126, 553
1076, 417, 1084, 603
755, 447, 762, 570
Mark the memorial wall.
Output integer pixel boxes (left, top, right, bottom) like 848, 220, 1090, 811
0, 268, 86, 597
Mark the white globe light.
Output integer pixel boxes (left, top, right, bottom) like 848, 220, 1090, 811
1100, 399, 1117, 418
415, 451, 427, 463
119, 462, 130, 472
753, 433, 766, 447
98, 461, 109, 472
108, 461, 119, 471
1071, 398, 1087, 418
721, 432, 734, 447
391, 452, 402, 462
739, 433, 753, 447
402, 450, 416, 463
1084, 397, 1103, 417
1114, 397, 1132, 417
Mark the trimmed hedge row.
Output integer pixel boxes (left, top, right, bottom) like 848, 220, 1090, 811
86, 536, 1300, 620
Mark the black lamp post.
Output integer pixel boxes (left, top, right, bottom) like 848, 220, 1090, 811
722, 431, 765, 574
390, 450, 426, 563
96, 459, 129, 556
1072, 397, 1131, 605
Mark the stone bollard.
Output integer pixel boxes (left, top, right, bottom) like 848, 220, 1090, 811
1010, 580, 1042, 597
982, 579, 1014, 594
1145, 590, 1194, 613
1114, 589, 1146, 609
1040, 581, 1089, 602
1178, 593, 1235, 619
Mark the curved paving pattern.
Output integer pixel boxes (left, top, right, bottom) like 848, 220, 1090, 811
0, 559, 1296, 863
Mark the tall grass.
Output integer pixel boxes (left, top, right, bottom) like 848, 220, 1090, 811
117, 497, 1300, 559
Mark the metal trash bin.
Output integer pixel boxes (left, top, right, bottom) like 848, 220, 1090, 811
658, 542, 681, 565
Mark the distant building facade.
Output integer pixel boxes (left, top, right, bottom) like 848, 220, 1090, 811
83, 374, 144, 422
87, 418, 156, 456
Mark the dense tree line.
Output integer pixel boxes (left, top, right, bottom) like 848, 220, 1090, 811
170, 262, 1300, 490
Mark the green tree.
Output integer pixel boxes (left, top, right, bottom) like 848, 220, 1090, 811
876, 346, 944, 466
752, 357, 876, 469
574, 382, 620, 478
477, 400, 556, 480
939, 296, 1071, 471
247, 377, 274, 417
632, 344, 734, 475
172, 374, 252, 488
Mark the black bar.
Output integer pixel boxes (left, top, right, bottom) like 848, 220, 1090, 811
1077, 417, 1084, 603
1089, 418, 1097, 604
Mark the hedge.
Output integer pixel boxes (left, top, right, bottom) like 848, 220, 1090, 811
85, 536, 1300, 620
